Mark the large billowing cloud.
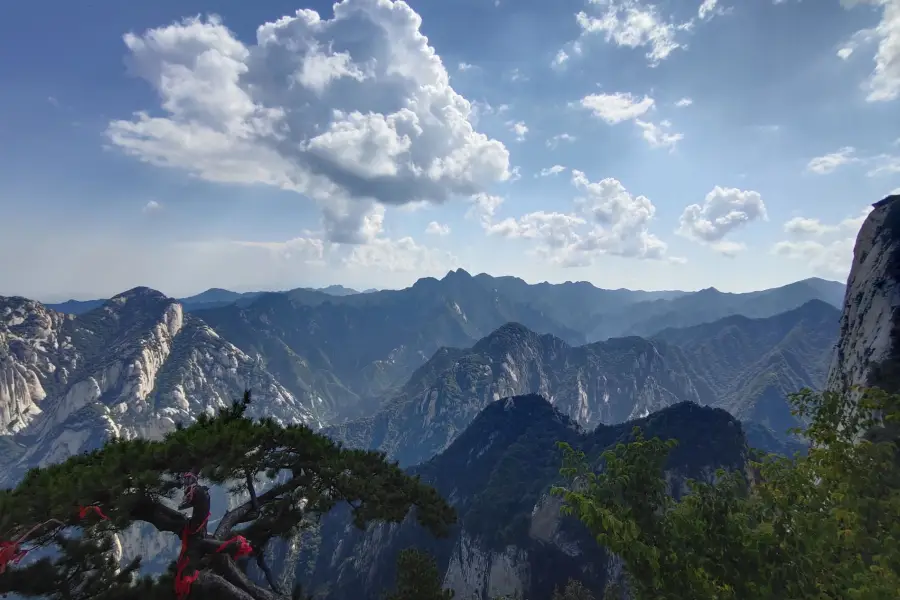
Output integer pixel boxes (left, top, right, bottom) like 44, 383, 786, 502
106, 0, 511, 243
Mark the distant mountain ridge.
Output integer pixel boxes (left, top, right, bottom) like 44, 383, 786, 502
42, 273, 844, 338
43, 284, 364, 315
327, 298, 839, 467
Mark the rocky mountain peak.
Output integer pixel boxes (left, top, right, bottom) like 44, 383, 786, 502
469, 322, 564, 361
443, 268, 473, 280
828, 194, 900, 396
110, 286, 170, 303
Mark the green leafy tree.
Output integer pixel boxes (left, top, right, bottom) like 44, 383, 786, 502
552, 387, 900, 600
0, 391, 456, 600
383, 548, 453, 600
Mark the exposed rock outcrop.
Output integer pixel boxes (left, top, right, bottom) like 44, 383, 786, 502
0, 288, 317, 487
828, 195, 900, 396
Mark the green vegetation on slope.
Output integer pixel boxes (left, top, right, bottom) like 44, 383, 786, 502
553, 387, 900, 599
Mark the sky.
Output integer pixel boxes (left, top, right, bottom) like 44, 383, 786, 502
1, 0, 899, 301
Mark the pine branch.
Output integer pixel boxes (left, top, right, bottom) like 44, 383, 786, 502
126, 494, 189, 535
254, 547, 283, 595
214, 480, 299, 539
214, 554, 285, 600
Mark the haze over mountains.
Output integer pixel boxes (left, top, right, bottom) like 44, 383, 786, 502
0, 263, 850, 598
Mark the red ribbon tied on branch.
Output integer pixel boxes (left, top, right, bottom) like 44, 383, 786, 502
0, 541, 27, 574
77, 505, 110, 521
215, 535, 253, 559
0, 519, 65, 573
174, 512, 209, 600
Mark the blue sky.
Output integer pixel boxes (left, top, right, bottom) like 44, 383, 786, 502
1, 0, 898, 300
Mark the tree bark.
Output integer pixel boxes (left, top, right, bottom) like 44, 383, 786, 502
131, 485, 290, 600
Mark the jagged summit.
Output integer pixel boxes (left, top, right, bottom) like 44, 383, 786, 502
443, 268, 472, 279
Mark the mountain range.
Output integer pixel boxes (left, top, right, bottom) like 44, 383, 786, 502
0, 267, 845, 598
326, 299, 838, 468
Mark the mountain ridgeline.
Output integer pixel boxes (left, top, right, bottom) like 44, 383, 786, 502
327, 299, 838, 467
1, 272, 840, 486
0, 266, 847, 599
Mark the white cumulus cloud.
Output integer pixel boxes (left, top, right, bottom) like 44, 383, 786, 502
806, 147, 861, 174
840, 0, 900, 102
574, 0, 689, 66
344, 236, 457, 272
546, 133, 576, 148
142, 200, 162, 213
552, 49, 570, 69
537, 165, 566, 177
105, 1, 511, 245
466, 193, 505, 228
771, 239, 855, 277
425, 221, 451, 236
635, 119, 684, 150
507, 120, 529, 142
772, 206, 873, 277
677, 186, 768, 254
580, 92, 683, 150
482, 169, 671, 266
580, 92, 655, 124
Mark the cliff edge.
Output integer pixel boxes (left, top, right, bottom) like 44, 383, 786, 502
828, 195, 900, 396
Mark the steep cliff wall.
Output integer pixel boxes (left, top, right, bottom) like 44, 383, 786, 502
828, 195, 900, 396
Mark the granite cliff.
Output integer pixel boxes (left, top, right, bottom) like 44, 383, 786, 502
828, 195, 900, 397
0, 288, 317, 486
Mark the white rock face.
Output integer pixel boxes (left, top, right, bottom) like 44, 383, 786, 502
828, 196, 900, 397
442, 530, 529, 600
0, 287, 318, 486
0, 298, 75, 433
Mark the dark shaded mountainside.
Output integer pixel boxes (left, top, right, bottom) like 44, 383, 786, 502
327, 299, 839, 467
287, 396, 749, 600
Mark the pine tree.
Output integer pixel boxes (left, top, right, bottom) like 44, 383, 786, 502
0, 391, 456, 600
383, 548, 454, 600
